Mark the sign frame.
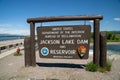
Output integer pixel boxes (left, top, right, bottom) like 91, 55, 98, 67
25, 15, 103, 67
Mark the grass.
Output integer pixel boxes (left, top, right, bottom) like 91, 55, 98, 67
46, 78, 59, 80
86, 60, 112, 73
105, 59, 112, 71
14, 52, 22, 56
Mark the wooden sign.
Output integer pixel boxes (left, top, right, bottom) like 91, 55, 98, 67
37, 25, 91, 59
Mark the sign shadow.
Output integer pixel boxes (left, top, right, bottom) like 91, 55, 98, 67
36, 62, 86, 69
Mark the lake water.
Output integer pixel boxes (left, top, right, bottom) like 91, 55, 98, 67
0, 37, 21, 41
0, 34, 23, 41
90, 44, 120, 55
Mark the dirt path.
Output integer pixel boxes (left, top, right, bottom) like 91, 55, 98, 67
0, 50, 120, 80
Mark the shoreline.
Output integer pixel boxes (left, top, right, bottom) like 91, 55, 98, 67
0, 39, 24, 47
90, 42, 120, 46
107, 42, 120, 45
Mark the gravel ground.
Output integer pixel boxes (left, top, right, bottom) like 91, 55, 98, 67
0, 50, 120, 80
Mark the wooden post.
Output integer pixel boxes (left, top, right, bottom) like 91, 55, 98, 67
93, 19, 100, 66
30, 22, 36, 67
100, 32, 107, 67
0, 47, 1, 54
24, 37, 31, 67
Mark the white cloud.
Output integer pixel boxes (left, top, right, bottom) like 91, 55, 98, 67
114, 18, 120, 21
89, 20, 94, 23
0, 23, 30, 35
0, 24, 12, 27
0, 28, 29, 35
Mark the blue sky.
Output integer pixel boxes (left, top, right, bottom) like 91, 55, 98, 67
0, 0, 120, 35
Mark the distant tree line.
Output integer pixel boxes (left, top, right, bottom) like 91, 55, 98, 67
106, 31, 120, 42
90, 31, 120, 42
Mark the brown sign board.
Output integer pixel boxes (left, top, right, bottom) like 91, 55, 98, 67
37, 25, 91, 59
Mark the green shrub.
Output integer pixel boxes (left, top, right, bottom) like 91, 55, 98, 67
86, 61, 112, 72
98, 61, 112, 73
86, 62, 98, 72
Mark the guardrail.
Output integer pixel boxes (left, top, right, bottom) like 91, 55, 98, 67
0, 42, 23, 54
